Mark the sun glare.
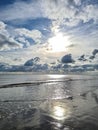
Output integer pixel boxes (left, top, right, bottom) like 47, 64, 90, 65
54, 106, 65, 118
52, 103, 71, 120
48, 33, 70, 52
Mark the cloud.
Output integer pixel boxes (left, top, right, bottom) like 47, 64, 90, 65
92, 49, 98, 56
41, 0, 82, 27
89, 49, 98, 60
17, 37, 30, 47
78, 54, 87, 61
0, 48, 98, 72
89, 55, 95, 60
0, 61, 98, 72
23, 57, 49, 71
0, 21, 43, 51
43, 0, 98, 27
0, 1, 98, 72
69, 64, 95, 72
0, 62, 11, 71
0, 0, 42, 21
0, 21, 23, 51
24, 57, 40, 66
77, 4, 98, 24
74, 0, 81, 6
0, 0, 97, 27
61, 54, 75, 63
0, 21, 9, 36
0, 33, 23, 51
0, 21, 6, 30
15, 28, 42, 44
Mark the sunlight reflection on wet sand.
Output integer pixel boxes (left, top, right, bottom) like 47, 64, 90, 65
0, 74, 98, 130
40, 101, 71, 119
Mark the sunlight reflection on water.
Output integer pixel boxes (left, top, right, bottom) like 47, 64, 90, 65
48, 74, 66, 79
53, 105, 70, 120
0, 74, 98, 130
40, 100, 72, 121
40, 100, 72, 130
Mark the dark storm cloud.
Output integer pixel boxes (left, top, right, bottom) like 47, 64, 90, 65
92, 49, 98, 56
61, 54, 75, 63
78, 55, 87, 61
24, 57, 40, 66
89, 49, 98, 60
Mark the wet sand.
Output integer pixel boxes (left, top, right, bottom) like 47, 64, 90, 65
0, 74, 98, 130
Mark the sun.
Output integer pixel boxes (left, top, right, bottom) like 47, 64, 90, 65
47, 33, 70, 52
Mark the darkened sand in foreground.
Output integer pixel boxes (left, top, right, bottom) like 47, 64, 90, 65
0, 73, 98, 130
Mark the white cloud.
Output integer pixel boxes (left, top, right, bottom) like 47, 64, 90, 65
0, 1, 98, 70
17, 37, 30, 47
0, 0, 42, 21
77, 4, 98, 23
0, 21, 23, 51
15, 28, 42, 44
74, 0, 81, 6
0, 21, 43, 51
0, 0, 97, 27
42, 0, 78, 26
0, 21, 9, 36
0, 45, 98, 72
0, 34, 23, 51
0, 21, 6, 30
42, 0, 98, 26
85, 5, 98, 23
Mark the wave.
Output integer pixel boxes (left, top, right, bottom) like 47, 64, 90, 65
0, 79, 71, 89
0, 77, 97, 89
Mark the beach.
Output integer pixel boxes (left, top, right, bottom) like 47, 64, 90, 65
0, 73, 98, 130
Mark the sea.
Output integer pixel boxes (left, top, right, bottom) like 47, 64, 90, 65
0, 72, 98, 130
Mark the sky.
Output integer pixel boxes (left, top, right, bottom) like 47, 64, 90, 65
0, 0, 98, 72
